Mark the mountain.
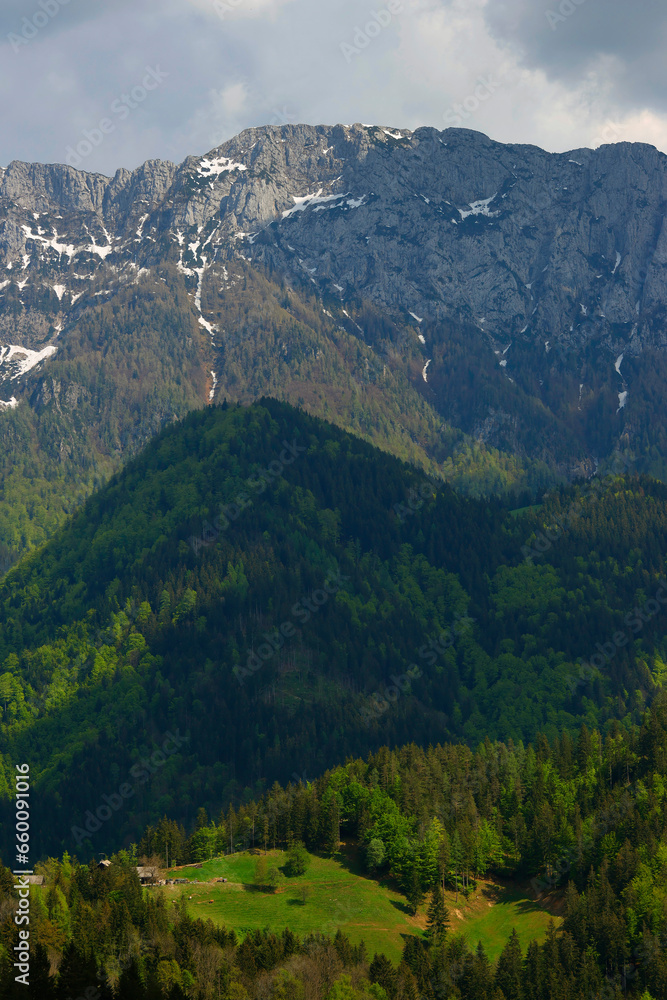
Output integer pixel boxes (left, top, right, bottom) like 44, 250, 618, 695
3, 125, 667, 568
1, 398, 666, 857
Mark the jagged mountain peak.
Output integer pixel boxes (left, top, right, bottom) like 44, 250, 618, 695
3, 125, 667, 570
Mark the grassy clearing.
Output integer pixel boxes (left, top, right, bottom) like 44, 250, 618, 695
164, 850, 419, 963
444, 879, 560, 962
162, 851, 561, 965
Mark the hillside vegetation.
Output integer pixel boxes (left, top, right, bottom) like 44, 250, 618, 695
2, 702, 667, 996
0, 400, 666, 857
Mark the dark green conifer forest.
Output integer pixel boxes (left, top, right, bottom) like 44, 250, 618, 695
0, 399, 666, 998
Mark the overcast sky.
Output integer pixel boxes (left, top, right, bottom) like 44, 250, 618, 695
3, 0, 667, 175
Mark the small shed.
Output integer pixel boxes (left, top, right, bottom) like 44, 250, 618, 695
136, 866, 160, 884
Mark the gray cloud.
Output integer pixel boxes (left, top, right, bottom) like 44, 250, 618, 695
484, 0, 667, 111
1, 0, 666, 175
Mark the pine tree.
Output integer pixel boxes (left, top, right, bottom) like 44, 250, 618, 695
426, 884, 449, 944
369, 953, 398, 999
254, 854, 268, 889
401, 937, 432, 993
495, 928, 522, 1000
31, 944, 58, 999
450, 829, 464, 901
55, 942, 102, 1000
228, 803, 237, 853
406, 865, 424, 916
115, 957, 146, 1000
471, 941, 492, 996
396, 962, 420, 1000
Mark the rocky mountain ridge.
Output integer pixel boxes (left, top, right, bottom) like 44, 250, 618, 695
2, 123, 667, 567
4, 125, 667, 348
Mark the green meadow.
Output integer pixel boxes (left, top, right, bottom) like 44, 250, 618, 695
164, 850, 560, 964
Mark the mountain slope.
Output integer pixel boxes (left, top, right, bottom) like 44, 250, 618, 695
3, 126, 667, 566
1, 399, 666, 856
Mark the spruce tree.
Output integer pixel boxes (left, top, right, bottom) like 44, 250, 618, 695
369, 953, 397, 999
254, 853, 268, 889
406, 865, 424, 916
55, 942, 98, 1000
495, 928, 522, 1000
426, 883, 449, 944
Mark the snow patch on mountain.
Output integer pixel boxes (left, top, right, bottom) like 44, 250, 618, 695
21, 225, 76, 258
459, 195, 498, 220
0, 343, 57, 380
87, 240, 113, 259
198, 155, 247, 177
283, 190, 347, 218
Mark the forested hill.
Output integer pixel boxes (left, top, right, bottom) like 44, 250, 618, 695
2, 704, 667, 998
1, 399, 667, 856
7, 128, 667, 571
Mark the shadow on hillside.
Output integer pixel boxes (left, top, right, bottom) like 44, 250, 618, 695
329, 843, 368, 878
474, 878, 562, 918
389, 899, 412, 915
333, 842, 403, 896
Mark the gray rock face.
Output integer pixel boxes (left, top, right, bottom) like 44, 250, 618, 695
1, 123, 667, 477
3, 124, 667, 345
